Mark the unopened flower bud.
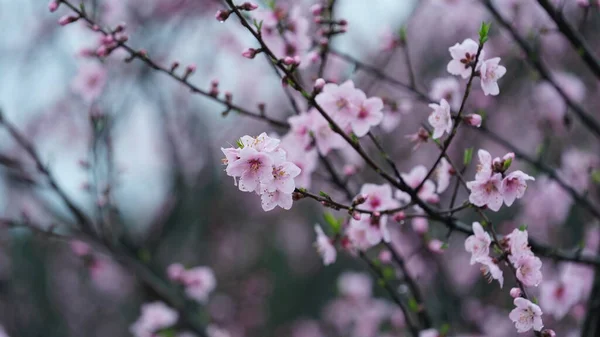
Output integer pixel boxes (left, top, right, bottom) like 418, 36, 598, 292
314, 78, 326, 91
509, 287, 521, 298
58, 15, 79, 26
215, 9, 231, 22
393, 211, 405, 222
242, 48, 259, 59
464, 114, 482, 127
48, 0, 59, 12
353, 194, 368, 205
541, 329, 556, 337
310, 4, 323, 16
427, 239, 445, 254
379, 250, 392, 263
351, 211, 361, 221
238, 2, 258, 11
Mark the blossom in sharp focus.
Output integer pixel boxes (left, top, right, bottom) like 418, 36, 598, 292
467, 172, 504, 211
428, 99, 453, 139
502, 170, 535, 206
349, 92, 384, 137
509, 297, 544, 333
475, 149, 493, 181
314, 224, 336, 266
464, 221, 492, 265
447, 38, 484, 79
225, 147, 274, 192
479, 256, 504, 288
315, 80, 362, 128
71, 62, 107, 102
130, 302, 179, 337
479, 57, 506, 96
261, 189, 293, 211
514, 255, 543, 287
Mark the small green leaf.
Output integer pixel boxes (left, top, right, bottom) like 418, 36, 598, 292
479, 22, 491, 44
323, 212, 340, 234
398, 26, 407, 43
441, 242, 449, 250
463, 147, 474, 165
235, 138, 244, 148
531, 296, 538, 304
319, 191, 331, 199
440, 323, 451, 335
591, 169, 600, 184
502, 156, 513, 171
408, 297, 419, 312
519, 224, 528, 231
350, 133, 359, 144
137, 249, 151, 263
382, 266, 395, 281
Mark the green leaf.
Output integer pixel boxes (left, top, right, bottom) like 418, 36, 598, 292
479, 22, 491, 44
408, 297, 419, 312
441, 242, 449, 250
519, 224, 528, 231
502, 156, 513, 171
319, 191, 331, 199
398, 26, 407, 43
591, 169, 600, 184
382, 266, 395, 281
323, 212, 340, 234
137, 249, 151, 263
463, 147, 474, 165
531, 296, 538, 304
440, 323, 451, 335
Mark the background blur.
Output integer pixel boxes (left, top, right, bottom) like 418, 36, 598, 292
0, 0, 599, 336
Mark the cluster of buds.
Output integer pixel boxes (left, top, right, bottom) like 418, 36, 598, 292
215, 2, 258, 22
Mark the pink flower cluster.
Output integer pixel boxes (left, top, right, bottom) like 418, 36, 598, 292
447, 38, 506, 96
467, 149, 534, 211
221, 133, 301, 211
167, 263, 217, 303
130, 301, 179, 337
315, 80, 384, 138
465, 224, 545, 333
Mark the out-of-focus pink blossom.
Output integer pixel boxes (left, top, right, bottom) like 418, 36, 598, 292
428, 99, 453, 139
314, 224, 336, 266
464, 221, 491, 264
70, 63, 107, 102
430, 77, 461, 110
130, 301, 179, 337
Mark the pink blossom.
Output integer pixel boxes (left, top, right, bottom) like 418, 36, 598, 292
501, 170, 535, 206
240, 132, 280, 152
349, 93, 384, 137
412, 216, 429, 234
281, 136, 317, 188
181, 267, 217, 303
475, 149, 493, 181
514, 255, 543, 287
479, 57, 506, 96
338, 271, 372, 300
130, 302, 179, 337
479, 256, 504, 288
347, 223, 375, 251
400, 165, 439, 203
428, 239, 445, 254
261, 160, 301, 194
314, 224, 336, 266
381, 99, 412, 133
315, 80, 362, 128
206, 325, 231, 337
509, 297, 544, 333
467, 172, 503, 211
347, 214, 390, 249
447, 38, 484, 79
70, 240, 91, 256
309, 109, 346, 155
435, 158, 453, 193
428, 99, 453, 139
430, 77, 461, 110
167, 263, 185, 281
358, 183, 399, 211
225, 147, 274, 192
261, 189, 293, 211
464, 221, 491, 265
71, 63, 107, 102
506, 228, 532, 263
540, 279, 581, 320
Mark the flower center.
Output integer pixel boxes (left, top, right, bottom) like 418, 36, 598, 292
249, 159, 262, 171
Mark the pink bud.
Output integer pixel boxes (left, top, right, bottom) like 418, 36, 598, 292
58, 15, 79, 26
427, 239, 445, 254
464, 114, 482, 127
379, 250, 392, 263
509, 287, 521, 298
71, 240, 91, 257
393, 211, 405, 222
215, 9, 231, 22
308, 50, 320, 64
412, 217, 429, 235
96, 45, 109, 57
170, 61, 180, 72
114, 24, 126, 33
314, 78, 326, 91
101, 35, 114, 45
351, 212, 361, 221
339, 19, 348, 26
225, 92, 233, 103
79, 48, 95, 57
185, 64, 196, 74
167, 263, 185, 281
541, 329, 556, 337
354, 193, 368, 205
48, 0, 59, 12
283, 56, 296, 65
310, 4, 323, 16
503, 152, 515, 162
242, 48, 258, 59
314, 16, 323, 24
343, 165, 357, 176
239, 2, 258, 11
